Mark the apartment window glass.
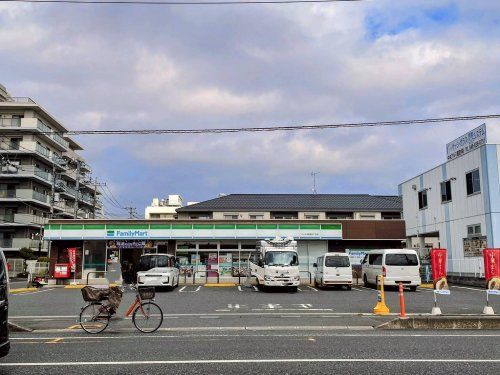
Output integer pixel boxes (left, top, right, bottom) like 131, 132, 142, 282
249, 214, 264, 220
223, 214, 239, 220
441, 180, 452, 203
466, 169, 481, 195
305, 215, 319, 220
418, 190, 428, 209
467, 224, 481, 237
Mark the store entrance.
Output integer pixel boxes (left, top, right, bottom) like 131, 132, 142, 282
106, 240, 157, 284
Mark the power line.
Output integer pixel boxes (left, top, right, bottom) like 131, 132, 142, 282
0, 0, 361, 5
16, 114, 500, 136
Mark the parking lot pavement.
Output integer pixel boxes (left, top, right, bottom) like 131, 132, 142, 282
8, 284, 500, 331
1, 330, 499, 374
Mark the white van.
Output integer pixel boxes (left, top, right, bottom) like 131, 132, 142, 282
361, 249, 421, 291
313, 253, 352, 290
136, 254, 179, 289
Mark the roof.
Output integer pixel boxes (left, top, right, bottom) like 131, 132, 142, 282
176, 194, 402, 213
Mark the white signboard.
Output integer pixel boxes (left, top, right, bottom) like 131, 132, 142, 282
434, 289, 451, 295
346, 249, 368, 265
446, 123, 487, 161
487, 289, 500, 295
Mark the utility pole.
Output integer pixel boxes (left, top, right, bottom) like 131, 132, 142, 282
83, 178, 106, 219
124, 206, 137, 219
311, 171, 320, 194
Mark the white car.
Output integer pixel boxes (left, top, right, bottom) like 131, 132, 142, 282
313, 253, 352, 290
361, 249, 421, 291
136, 254, 179, 289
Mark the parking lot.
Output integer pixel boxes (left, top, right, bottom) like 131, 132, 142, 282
9, 283, 500, 332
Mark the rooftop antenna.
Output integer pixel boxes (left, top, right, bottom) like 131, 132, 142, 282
311, 171, 320, 194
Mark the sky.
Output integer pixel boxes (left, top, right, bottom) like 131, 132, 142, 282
1, 0, 499, 218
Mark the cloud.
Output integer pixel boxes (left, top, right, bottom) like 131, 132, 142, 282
1, 1, 499, 211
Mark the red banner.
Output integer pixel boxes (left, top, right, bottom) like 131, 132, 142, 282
430, 249, 448, 289
483, 249, 500, 289
67, 247, 77, 272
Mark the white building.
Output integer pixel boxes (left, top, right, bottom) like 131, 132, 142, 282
145, 195, 184, 220
399, 124, 499, 275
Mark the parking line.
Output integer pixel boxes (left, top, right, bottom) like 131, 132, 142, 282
253, 286, 258, 291
307, 286, 318, 292
178, 286, 186, 292
238, 286, 242, 292
11, 288, 55, 296
451, 286, 484, 292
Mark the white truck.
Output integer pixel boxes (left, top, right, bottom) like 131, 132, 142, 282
249, 237, 300, 292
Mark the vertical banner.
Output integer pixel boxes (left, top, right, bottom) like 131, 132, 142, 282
67, 247, 77, 273
430, 248, 448, 290
483, 248, 500, 290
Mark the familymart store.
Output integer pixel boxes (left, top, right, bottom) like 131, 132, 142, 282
43, 221, 343, 284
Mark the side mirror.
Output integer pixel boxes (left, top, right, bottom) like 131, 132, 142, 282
313, 263, 317, 268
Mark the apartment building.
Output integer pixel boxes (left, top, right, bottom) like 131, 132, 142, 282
0, 84, 100, 256
145, 195, 184, 220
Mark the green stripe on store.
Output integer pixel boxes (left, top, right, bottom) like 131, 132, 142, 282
150, 224, 171, 229
215, 224, 236, 229
300, 224, 321, 230
193, 224, 214, 230
236, 224, 256, 229
279, 224, 299, 229
172, 224, 192, 229
257, 224, 278, 230
321, 224, 341, 230
84, 224, 106, 230
106, 224, 149, 230
61, 224, 84, 230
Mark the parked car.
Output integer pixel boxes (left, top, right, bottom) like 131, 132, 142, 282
313, 253, 352, 290
361, 249, 421, 291
0, 251, 10, 357
136, 254, 179, 289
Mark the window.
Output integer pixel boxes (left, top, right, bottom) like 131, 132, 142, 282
368, 254, 382, 265
223, 214, 239, 220
441, 180, 452, 202
249, 214, 264, 220
418, 190, 428, 209
305, 215, 319, 220
467, 224, 481, 237
325, 256, 350, 267
385, 254, 418, 266
466, 169, 481, 195
360, 214, 376, 219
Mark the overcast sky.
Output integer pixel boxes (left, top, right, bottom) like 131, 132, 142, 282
1, 0, 499, 217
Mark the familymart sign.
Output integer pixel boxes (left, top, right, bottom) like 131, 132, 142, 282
44, 223, 342, 241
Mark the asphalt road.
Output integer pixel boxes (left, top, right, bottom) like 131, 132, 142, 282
8, 284, 500, 331
1, 330, 499, 374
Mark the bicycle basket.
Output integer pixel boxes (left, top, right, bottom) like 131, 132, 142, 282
81, 286, 110, 302
138, 287, 155, 300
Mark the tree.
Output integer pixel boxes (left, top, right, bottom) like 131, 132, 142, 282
19, 247, 37, 261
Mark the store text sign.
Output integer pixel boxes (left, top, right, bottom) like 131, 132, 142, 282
446, 123, 486, 161
106, 230, 149, 238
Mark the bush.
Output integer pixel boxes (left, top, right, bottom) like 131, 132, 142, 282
19, 247, 37, 261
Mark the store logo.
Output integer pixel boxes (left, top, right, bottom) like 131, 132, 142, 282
106, 230, 149, 238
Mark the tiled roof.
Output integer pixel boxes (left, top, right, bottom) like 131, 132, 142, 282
177, 194, 402, 212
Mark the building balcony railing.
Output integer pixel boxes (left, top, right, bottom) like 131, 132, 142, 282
0, 117, 21, 127
32, 191, 49, 203
1, 213, 47, 225
0, 190, 16, 198
37, 119, 69, 149
35, 143, 51, 158
4, 97, 36, 104
0, 238, 41, 249
0, 165, 53, 183
0, 239, 12, 248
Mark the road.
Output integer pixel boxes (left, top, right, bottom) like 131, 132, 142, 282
8, 284, 500, 330
1, 330, 499, 374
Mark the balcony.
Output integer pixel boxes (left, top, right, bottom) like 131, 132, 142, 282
0, 190, 16, 198
0, 238, 41, 249
32, 190, 49, 203
0, 165, 53, 184
0, 117, 21, 127
3, 97, 36, 104
35, 143, 50, 158
0, 213, 47, 225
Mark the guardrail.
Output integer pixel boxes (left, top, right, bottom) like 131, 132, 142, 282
448, 258, 485, 278
85, 271, 107, 285
192, 270, 220, 284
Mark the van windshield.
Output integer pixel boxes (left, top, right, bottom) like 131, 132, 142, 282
385, 254, 418, 266
139, 255, 170, 271
325, 256, 350, 267
265, 251, 299, 266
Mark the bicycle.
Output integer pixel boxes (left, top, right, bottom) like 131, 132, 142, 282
79, 285, 163, 334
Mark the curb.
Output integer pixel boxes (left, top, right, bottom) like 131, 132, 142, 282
376, 316, 500, 330
9, 288, 38, 294
8, 322, 33, 333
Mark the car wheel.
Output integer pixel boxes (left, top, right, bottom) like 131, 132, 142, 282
363, 275, 369, 287
346, 285, 352, 291
409, 286, 417, 292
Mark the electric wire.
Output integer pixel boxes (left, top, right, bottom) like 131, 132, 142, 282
12, 114, 500, 136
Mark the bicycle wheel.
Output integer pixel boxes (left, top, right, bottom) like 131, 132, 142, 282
79, 302, 110, 334
132, 302, 163, 333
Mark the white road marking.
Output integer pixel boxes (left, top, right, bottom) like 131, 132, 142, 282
253, 286, 259, 291
1, 358, 498, 366
297, 287, 303, 291
237, 286, 242, 292
11, 332, 500, 341
11, 288, 55, 296
352, 288, 364, 292
307, 286, 318, 292
196, 286, 202, 292
179, 286, 202, 293
178, 286, 186, 292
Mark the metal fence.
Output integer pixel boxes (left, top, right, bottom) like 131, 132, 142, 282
7, 258, 25, 278
448, 258, 484, 278
26, 261, 49, 277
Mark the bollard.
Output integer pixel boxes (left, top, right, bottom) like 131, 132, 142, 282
373, 275, 390, 315
483, 290, 497, 315
431, 289, 450, 315
398, 282, 408, 319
